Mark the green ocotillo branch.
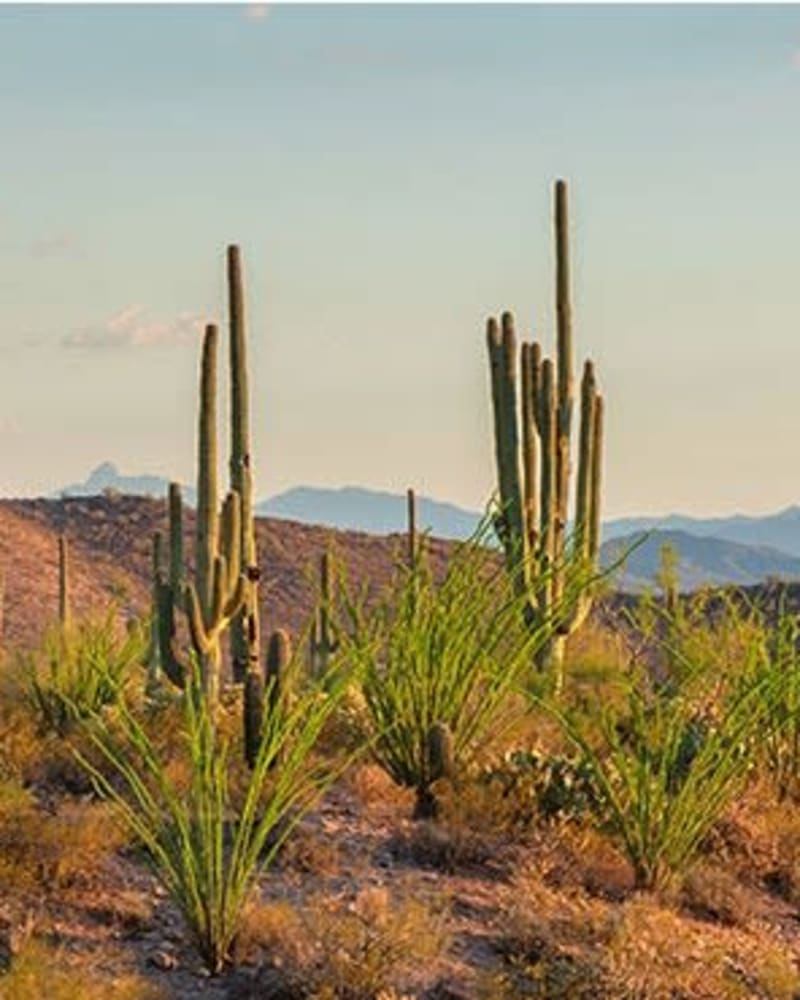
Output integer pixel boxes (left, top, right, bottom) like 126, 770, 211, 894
486, 179, 604, 685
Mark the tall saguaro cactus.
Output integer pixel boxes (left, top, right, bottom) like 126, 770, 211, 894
486, 180, 604, 686
227, 245, 261, 684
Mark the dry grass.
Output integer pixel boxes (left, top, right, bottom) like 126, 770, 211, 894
0, 939, 165, 1000
493, 866, 800, 1000
679, 862, 759, 927
235, 886, 450, 999
0, 780, 128, 894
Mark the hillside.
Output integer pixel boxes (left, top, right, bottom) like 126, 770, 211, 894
0, 494, 451, 650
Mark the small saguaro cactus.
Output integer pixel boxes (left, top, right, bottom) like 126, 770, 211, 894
407, 487, 418, 570
243, 628, 291, 770
414, 722, 456, 820
155, 481, 188, 690
485, 180, 604, 687
146, 531, 163, 690
227, 244, 261, 685
58, 534, 71, 630
309, 550, 340, 681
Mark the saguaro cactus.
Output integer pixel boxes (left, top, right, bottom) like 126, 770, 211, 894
244, 628, 291, 769
406, 487, 418, 570
227, 245, 261, 685
155, 482, 188, 690
486, 180, 604, 686
58, 534, 71, 630
309, 551, 339, 681
146, 531, 163, 690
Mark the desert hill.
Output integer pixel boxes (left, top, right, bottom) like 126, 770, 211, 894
0, 494, 451, 651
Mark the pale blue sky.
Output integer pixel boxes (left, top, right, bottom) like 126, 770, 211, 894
1, 4, 799, 516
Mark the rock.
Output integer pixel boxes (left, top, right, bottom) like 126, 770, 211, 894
149, 949, 178, 971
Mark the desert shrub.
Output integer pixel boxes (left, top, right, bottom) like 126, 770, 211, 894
236, 887, 449, 999
495, 873, 799, 1000
480, 748, 597, 827
0, 779, 127, 893
23, 611, 147, 736
77, 659, 360, 974
342, 519, 560, 819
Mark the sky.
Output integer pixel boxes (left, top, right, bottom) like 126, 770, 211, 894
1, 3, 800, 518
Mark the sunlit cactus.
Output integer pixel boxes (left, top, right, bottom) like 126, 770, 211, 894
486, 180, 604, 688
309, 550, 340, 681
244, 628, 291, 769
227, 245, 261, 685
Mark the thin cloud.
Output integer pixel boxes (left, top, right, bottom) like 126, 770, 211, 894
29, 232, 82, 260
63, 306, 203, 350
243, 3, 270, 21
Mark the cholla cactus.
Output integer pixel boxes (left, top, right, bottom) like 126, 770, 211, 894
486, 180, 604, 687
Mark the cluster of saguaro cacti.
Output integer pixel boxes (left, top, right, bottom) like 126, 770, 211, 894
486, 180, 604, 685
243, 628, 290, 769
155, 324, 247, 707
309, 551, 340, 681
152, 244, 264, 709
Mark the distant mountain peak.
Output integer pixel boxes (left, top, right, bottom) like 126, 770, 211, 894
86, 461, 121, 486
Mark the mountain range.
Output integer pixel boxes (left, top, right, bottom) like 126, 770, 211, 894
50, 462, 800, 591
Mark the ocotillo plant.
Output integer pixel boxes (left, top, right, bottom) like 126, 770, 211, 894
58, 534, 71, 630
243, 628, 291, 770
309, 551, 339, 681
486, 180, 603, 686
227, 244, 261, 685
